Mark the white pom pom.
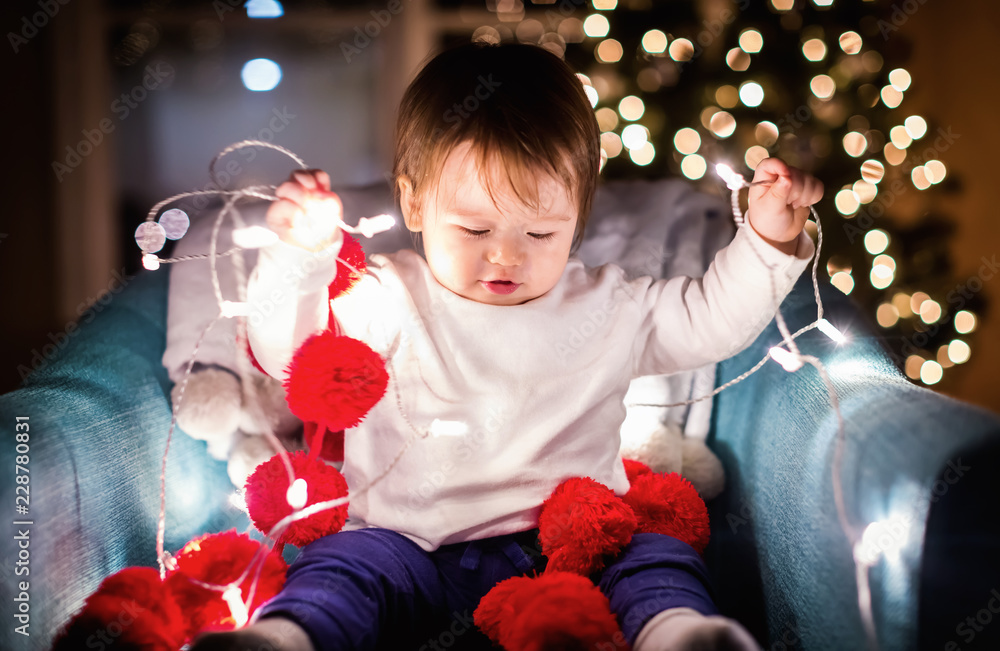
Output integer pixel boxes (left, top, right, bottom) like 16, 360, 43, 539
173, 368, 242, 459
680, 437, 726, 500
620, 422, 684, 475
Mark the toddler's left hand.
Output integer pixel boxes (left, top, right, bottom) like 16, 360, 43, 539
746, 158, 824, 252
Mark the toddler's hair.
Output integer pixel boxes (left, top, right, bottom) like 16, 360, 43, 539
392, 41, 601, 253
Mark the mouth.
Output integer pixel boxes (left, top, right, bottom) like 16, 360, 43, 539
481, 280, 521, 295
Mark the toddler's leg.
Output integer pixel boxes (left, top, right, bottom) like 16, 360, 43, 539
194, 528, 449, 651
599, 532, 759, 650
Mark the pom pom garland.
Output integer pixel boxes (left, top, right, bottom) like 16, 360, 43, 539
283, 331, 389, 433
538, 477, 637, 575
475, 572, 625, 651
245, 450, 350, 547
622, 472, 711, 555
164, 530, 287, 641
52, 567, 186, 651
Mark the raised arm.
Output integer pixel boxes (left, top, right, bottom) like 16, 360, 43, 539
246, 169, 343, 381
630, 221, 814, 377
632, 158, 822, 377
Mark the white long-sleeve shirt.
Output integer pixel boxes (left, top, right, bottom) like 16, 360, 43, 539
247, 223, 815, 551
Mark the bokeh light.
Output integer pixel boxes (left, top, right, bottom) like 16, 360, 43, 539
802, 38, 827, 61
673, 128, 701, 155
680, 154, 707, 179
583, 14, 610, 37
739, 29, 763, 53
954, 310, 977, 334
864, 229, 889, 254
596, 38, 623, 63
241, 58, 282, 91
642, 29, 667, 54
668, 38, 694, 61
618, 95, 645, 121
739, 81, 764, 107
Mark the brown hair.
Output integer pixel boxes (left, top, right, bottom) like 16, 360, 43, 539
392, 41, 601, 254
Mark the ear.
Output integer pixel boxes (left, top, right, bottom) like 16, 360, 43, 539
397, 175, 421, 232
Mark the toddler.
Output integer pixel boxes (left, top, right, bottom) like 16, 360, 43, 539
191, 42, 821, 651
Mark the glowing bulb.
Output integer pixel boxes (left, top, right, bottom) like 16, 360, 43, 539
233, 225, 280, 249
356, 214, 396, 238
769, 346, 803, 372
430, 419, 469, 437
241, 58, 282, 92
714, 163, 745, 190
286, 478, 308, 510
142, 253, 160, 270
292, 198, 343, 247
220, 300, 250, 318
817, 319, 846, 344
246, 0, 283, 18
223, 585, 249, 628
621, 124, 649, 150
857, 515, 911, 564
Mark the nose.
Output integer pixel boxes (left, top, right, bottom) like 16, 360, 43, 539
486, 233, 525, 267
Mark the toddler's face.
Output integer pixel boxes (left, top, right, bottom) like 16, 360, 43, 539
399, 141, 578, 306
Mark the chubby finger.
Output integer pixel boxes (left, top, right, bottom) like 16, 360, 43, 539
751, 157, 791, 184
275, 180, 309, 206
292, 170, 319, 191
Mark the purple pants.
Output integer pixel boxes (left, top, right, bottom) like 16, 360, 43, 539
254, 527, 718, 651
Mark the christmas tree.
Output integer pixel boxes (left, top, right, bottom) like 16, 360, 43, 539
456, 0, 980, 388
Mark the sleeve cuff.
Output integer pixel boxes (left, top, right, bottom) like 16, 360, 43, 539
731, 222, 815, 277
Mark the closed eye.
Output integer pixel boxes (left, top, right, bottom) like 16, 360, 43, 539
459, 227, 555, 242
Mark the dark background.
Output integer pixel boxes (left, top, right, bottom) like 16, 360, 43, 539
1, 0, 998, 414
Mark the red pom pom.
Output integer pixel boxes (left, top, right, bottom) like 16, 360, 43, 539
52, 567, 185, 651
622, 472, 711, 555
538, 477, 636, 575
245, 450, 349, 546
304, 420, 345, 463
284, 331, 388, 432
165, 529, 287, 641
622, 458, 652, 484
475, 572, 624, 651
327, 233, 366, 301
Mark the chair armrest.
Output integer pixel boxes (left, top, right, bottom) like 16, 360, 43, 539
706, 273, 1000, 650
0, 270, 246, 650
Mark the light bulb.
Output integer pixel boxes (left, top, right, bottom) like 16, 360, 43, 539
769, 346, 803, 372
715, 163, 746, 191
220, 301, 250, 318
233, 225, 279, 249
356, 214, 396, 238
142, 254, 160, 270
223, 585, 249, 628
287, 478, 308, 510
817, 319, 846, 344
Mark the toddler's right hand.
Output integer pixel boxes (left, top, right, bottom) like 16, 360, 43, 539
267, 169, 344, 252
